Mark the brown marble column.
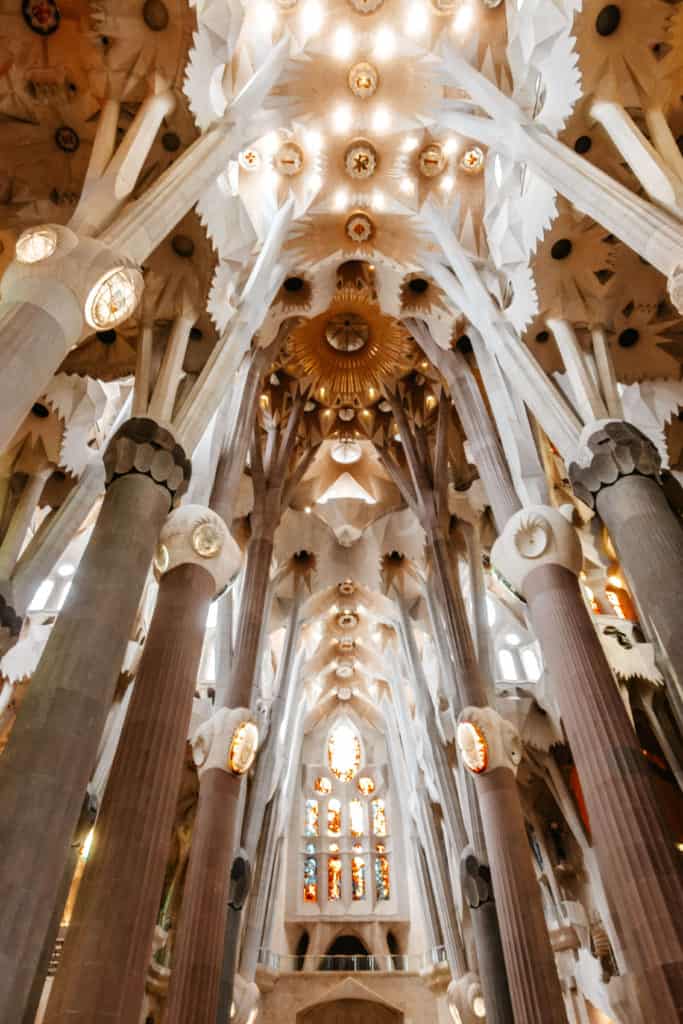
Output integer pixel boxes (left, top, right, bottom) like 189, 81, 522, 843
525, 563, 683, 1021
569, 420, 683, 724
494, 504, 683, 1022
476, 763, 568, 1024
0, 418, 189, 1024
44, 562, 214, 1023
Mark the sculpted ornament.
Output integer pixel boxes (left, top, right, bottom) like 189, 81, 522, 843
154, 505, 242, 596
668, 263, 683, 315
491, 505, 582, 596
456, 707, 522, 776
448, 973, 487, 1024
568, 420, 661, 510
192, 707, 259, 778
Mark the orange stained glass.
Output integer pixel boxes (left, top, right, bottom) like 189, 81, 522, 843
303, 843, 318, 903
375, 843, 390, 900
314, 776, 332, 795
328, 721, 362, 782
304, 799, 319, 836
372, 798, 387, 837
349, 799, 364, 837
327, 798, 342, 835
352, 845, 366, 900
328, 852, 343, 901
357, 776, 375, 796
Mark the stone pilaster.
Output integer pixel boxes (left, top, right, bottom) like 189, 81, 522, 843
456, 708, 569, 1024
493, 504, 683, 1022
569, 420, 683, 725
43, 506, 240, 1023
0, 418, 189, 1024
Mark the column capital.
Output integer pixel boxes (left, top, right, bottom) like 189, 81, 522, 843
491, 504, 582, 596
448, 972, 486, 1024
568, 419, 661, 510
456, 706, 522, 776
191, 707, 259, 779
154, 505, 242, 597
103, 417, 191, 506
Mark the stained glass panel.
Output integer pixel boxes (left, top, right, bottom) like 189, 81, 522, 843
352, 843, 366, 900
375, 843, 390, 900
328, 848, 342, 901
304, 843, 318, 903
372, 798, 387, 837
327, 798, 342, 835
304, 799, 319, 836
314, 776, 332, 795
328, 721, 362, 782
357, 776, 375, 796
349, 799, 364, 837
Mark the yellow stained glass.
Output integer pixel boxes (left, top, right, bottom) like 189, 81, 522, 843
314, 776, 332, 795
327, 798, 342, 835
352, 845, 366, 901
349, 799, 364, 837
305, 799, 319, 836
357, 776, 375, 796
328, 852, 343, 901
328, 721, 362, 782
375, 843, 390, 900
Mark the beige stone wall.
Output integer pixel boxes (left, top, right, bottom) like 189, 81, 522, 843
258, 971, 448, 1024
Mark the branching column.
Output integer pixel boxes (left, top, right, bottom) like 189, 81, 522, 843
43, 507, 240, 1023
165, 394, 310, 1024
381, 391, 566, 1023
493, 505, 683, 1022
569, 421, 683, 725
0, 417, 190, 1023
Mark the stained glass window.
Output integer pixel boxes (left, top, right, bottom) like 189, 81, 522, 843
375, 843, 390, 900
327, 721, 362, 782
327, 798, 342, 835
304, 799, 319, 836
328, 846, 342, 901
314, 776, 332, 795
349, 799, 364, 837
352, 844, 366, 901
357, 776, 375, 796
304, 844, 318, 903
372, 798, 387, 837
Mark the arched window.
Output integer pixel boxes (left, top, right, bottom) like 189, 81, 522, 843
375, 844, 390, 900
498, 648, 518, 681
521, 647, 542, 681
303, 845, 318, 903
351, 844, 366, 901
327, 720, 362, 781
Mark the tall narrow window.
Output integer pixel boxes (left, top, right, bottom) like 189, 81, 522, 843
375, 843, 390, 900
349, 799, 364, 837
327, 798, 342, 835
328, 846, 342, 901
304, 799, 319, 836
372, 798, 387, 837
498, 648, 518, 681
303, 844, 318, 903
352, 843, 366, 901
328, 720, 362, 782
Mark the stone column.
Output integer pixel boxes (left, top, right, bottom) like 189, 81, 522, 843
456, 709, 568, 1024
0, 417, 189, 1024
43, 507, 240, 1024
164, 706, 259, 1024
493, 504, 683, 1022
569, 420, 683, 726
0, 228, 142, 453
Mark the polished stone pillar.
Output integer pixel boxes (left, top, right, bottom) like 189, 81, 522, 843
570, 421, 683, 725
494, 504, 683, 1021
0, 418, 189, 1024
457, 709, 568, 1024
44, 506, 239, 1023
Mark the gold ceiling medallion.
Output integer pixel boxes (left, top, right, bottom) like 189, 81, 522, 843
345, 211, 375, 243
418, 142, 446, 178
430, 0, 457, 11
285, 286, 415, 407
461, 146, 485, 174
347, 0, 384, 12
348, 62, 379, 100
345, 140, 378, 180
274, 140, 304, 176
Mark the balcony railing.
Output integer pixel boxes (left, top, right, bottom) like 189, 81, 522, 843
257, 945, 448, 974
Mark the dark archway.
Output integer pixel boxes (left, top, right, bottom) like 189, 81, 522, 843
298, 998, 402, 1024
320, 934, 371, 971
294, 929, 310, 971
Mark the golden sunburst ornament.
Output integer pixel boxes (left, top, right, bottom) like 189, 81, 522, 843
284, 287, 416, 406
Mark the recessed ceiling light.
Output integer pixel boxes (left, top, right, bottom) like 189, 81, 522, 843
406, 2, 429, 35
402, 136, 419, 153
334, 187, 349, 210
373, 26, 395, 60
399, 176, 415, 194
372, 105, 392, 133
332, 103, 353, 134
333, 25, 355, 60
453, 3, 474, 33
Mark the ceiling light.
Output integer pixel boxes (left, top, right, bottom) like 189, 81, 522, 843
373, 26, 395, 60
473, 996, 486, 1018
402, 136, 419, 153
371, 189, 385, 210
439, 174, 454, 191
333, 25, 355, 60
332, 103, 352, 134
406, 2, 429, 35
57, 563, 75, 577
505, 632, 521, 646
304, 128, 324, 154
307, 172, 323, 193
443, 136, 459, 156
372, 105, 392, 133
399, 177, 415, 195
334, 187, 349, 210
304, 506, 312, 514
256, 1, 278, 31
332, 440, 362, 464
453, 4, 474, 33
301, 0, 325, 34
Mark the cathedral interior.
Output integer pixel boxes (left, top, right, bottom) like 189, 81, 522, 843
1, 0, 683, 1022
